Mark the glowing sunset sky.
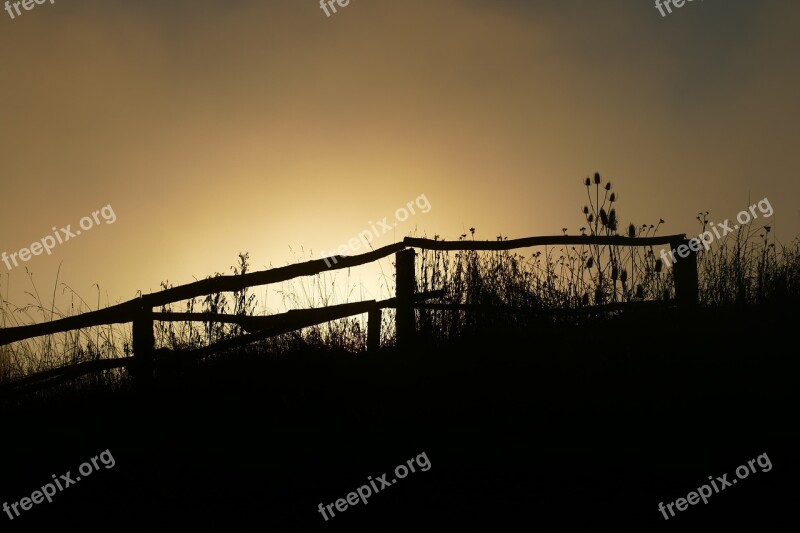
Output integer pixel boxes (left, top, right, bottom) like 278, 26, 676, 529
1, 0, 798, 311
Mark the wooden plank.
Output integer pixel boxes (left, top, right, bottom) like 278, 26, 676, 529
403, 234, 684, 251
150, 290, 446, 325
131, 302, 155, 383
0, 357, 133, 397
0, 301, 138, 347
395, 249, 416, 348
416, 299, 675, 316
142, 242, 406, 308
170, 300, 384, 362
670, 238, 699, 308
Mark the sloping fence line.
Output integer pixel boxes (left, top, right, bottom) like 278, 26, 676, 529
0, 234, 697, 395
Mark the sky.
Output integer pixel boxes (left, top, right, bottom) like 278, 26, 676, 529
0, 0, 798, 316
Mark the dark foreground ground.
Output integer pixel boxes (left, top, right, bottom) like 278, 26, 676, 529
1, 305, 797, 531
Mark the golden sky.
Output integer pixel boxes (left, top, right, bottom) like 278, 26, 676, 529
1, 0, 798, 311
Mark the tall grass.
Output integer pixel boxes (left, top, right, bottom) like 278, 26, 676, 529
2, 173, 797, 383
0, 266, 129, 381
416, 174, 797, 340
416, 174, 673, 340
152, 252, 386, 356
0, 252, 381, 383
695, 211, 799, 306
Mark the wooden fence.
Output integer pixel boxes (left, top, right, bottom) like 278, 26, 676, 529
0, 234, 697, 394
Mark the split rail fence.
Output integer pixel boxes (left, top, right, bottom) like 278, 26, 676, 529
0, 234, 698, 395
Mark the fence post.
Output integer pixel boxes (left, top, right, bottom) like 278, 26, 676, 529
395, 249, 416, 349
671, 238, 699, 308
132, 299, 155, 383
368, 306, 381, 353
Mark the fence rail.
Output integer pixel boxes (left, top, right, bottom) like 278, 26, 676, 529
0, 233, 697, 395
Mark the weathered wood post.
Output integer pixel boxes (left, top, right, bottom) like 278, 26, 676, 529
395, 249, 416, 349
671, 238, 699, 308
131, 298, 155, 383
367, 305, 382, 353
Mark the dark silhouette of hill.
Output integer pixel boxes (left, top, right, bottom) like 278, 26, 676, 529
1, 303, 797, 531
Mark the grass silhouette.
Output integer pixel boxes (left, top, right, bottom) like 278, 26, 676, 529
1, 174, 797, 529
0, 173, 797, 386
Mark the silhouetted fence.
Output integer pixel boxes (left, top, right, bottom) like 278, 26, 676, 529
0, 234, 697, 394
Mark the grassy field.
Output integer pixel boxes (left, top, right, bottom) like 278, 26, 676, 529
1, 304, 797, 530
2, 176, 797, 381
1, 178, 797, 529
